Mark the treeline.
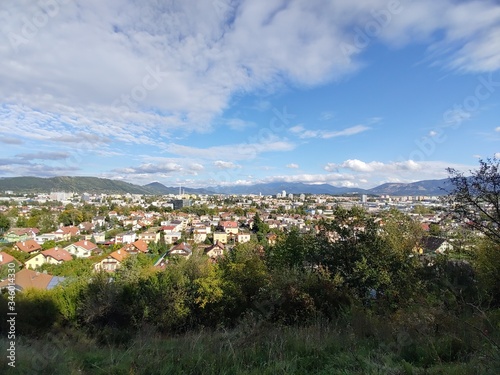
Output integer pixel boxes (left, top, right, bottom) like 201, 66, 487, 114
1, 208, 496, 341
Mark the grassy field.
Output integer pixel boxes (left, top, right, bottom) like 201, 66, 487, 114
2, 314, 499, 375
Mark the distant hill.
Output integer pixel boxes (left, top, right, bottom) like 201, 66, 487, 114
368, 178, 453, 196
0, 176, 456, 196
206, 182, 368, 195
0, 176, 152, 194
143, 182, 213, 195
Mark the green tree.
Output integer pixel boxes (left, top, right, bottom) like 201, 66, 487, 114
429, 223, 441, 236
16, 216, 27, 227
447, 157, 500, 244
266, 227, 308, 270
380, 209, 423, 256
252, 212, 269, 242
0, 213, 11, 234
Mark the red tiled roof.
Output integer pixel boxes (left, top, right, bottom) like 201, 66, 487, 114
42, 247, 73, 262
0, 251, 19, 266
109, 250, 129, 262
61, 226, 80, 235
0, 269, 52, 290
7, 227, 39, 236
15, 239, 42, 253
72, 240, 98, 250
161, 225, 177, 231
221, 221, 238, 228
132, 239, 149, 253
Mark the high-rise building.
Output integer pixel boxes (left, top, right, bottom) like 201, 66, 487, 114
172, 199, 192, 210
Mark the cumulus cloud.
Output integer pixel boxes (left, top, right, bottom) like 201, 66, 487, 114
0, 0, 498, 184
115, 162, 182, 175
324, 158, 473, 187
329, 159, 421, 173
214, 161, 241, 169
286, 163, 299, 169
0, 0, 496, 145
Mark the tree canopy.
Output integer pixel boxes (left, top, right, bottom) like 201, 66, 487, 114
447, 157, 500, 244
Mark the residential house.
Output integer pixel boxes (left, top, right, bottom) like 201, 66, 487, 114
421, 236, 453, 254
120, 239, 149, 255
82, 231, 106, 243
0, 252, 21, 268
92, 216, 106, 227
14, 239, 42, 254
93, 249, 129, 272
52, 226, 80, 241
4, 228, 39, 243
205, 241, 225, 260
164, 232, 182, 244
168, 242, 192, 258
41, 247, 73, 265
114, 231, 137, 244
192, 229, 208, 243
213, 231, 228, 244
34, 233, 57, 245
236, 232, 251, 243
64, 240, 99, 258
0, 269, 65, 291
138, 229, 160, 244
25, 253, 47, 269
220, 221, 239, 235
78, 221, 95, 233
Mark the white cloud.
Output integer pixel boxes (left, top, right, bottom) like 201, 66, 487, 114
165, 138, 295, 160
189, 163, 205, 171
331, 159, 422, 173
115, 162, 182, 175
429, 130, 438, 137
319, 111, 335, 121
16, 151, 70, 161
495, 127, 500, 132
0, 0, 495, 147
286, 163, 299, 169
260, 173, 356, 186
224, 118, 256, 130
293, 125, 370, 139
495, 152, 500, 159
214, 161, 241, 169
324, 158, 474, 187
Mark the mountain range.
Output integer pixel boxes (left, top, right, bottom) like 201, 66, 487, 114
0, 176, 455, 196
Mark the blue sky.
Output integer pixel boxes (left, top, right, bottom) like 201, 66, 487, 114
1, 0, 499, 188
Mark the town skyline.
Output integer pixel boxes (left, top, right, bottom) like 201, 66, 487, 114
1, 1, 499, 188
